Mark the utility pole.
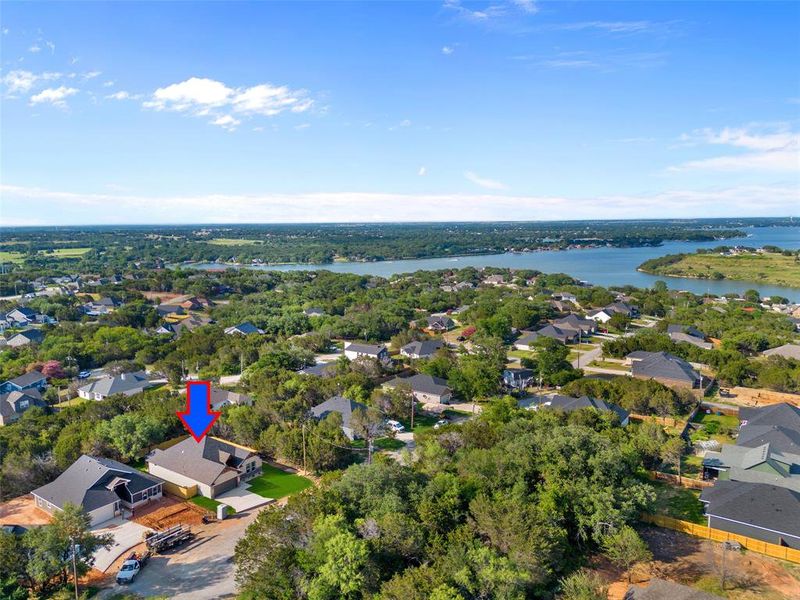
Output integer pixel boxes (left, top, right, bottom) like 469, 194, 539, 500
71, 537, 79, 600
367, 436, 373, 465
410, 394, 415, 431
302, 422, 307, 474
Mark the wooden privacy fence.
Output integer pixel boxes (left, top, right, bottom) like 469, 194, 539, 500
648, 471, 713, 489
640, 514, 800, 564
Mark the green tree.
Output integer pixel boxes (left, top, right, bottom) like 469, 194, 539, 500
96, 413, 168, 461
558, 569, 607, 600
601, 526, 652, 582
307, 531, 369, 600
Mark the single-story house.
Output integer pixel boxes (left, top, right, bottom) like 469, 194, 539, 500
155, 304, 186, 318
78, 371, 152, 401
32, 455, 164, 525
344, 342, 390, 364
738, 403, 800, 454
551, 292, 578, 303
310, 395, 368, 440
0, 370, 48, 394
0, 388, 47, 426
700, 481, 800, 550
515, 324, 578, 348
667, 324, 713, 350
502, 367, 536, 390
702, 442, 799, 491
384, 373, 452, 405
81, 297, 121, 316
628, 351, 703, 390
210, 387, 254, 411
303, 307, 325, 317
426, 315, 455, 332
400, 339, 444, 359
5, 306, 38, 326
147, 436, 262, 499
552, 314, 596, 336
762, 343, 800, 361
224, 322, 264, 335
482, 274, 505, 286
6, 329, 45, 348
533, 394, 630, 426
587, 301, 639, 323
156, 315, 212, 336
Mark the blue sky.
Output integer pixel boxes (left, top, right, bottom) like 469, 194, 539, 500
1, 1, 798, 225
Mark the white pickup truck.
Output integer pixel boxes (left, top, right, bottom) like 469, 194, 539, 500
115, 551, 150, 584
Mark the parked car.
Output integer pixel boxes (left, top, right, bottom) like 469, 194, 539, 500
78, 370, 92, 379
433, 419, 449, 430
116, 551, 150, 584
385, 419, 405, 433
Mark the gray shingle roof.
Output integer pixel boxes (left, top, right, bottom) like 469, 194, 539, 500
32, 455, 163, 512
147, 436, 256, 486
385, 373, 451, 396
345, 343, 386, 356
762, 343, 800, 360
401, 340, 444, 357
738, 403, 800, 455
629, 352, 700, 385
700, 481, 800, 540
310, 396, 367, 430
6, 370, 47, 388
78, 371, 150, 397
539, 394, 629, 423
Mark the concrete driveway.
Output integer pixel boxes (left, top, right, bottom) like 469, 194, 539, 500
92, 517, 153, 572
215, 484, 273, 513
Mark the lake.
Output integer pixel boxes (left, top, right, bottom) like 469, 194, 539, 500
192, 226, 800, 301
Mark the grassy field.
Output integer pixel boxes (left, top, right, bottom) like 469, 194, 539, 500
641, 251, 800, 288
39, 247, 92, 258
247, 465, 313, 499
0, 251, 25, 263
189, 495, 234, 514
207, 238, 262, 246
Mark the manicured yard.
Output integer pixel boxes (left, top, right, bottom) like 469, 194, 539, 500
190, 495, 222, 512
247, 465, 313, 499
399, 412, 441, 435
588, 360, 629, 371
508, 349, 536, 360
374, 437, 406, 450
689, 410, 739, 445
651, 481, 705, 524
681, 454, 705, 479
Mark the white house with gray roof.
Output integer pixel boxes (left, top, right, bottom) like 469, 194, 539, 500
147, 436, 262, 499
32, 455, 164, 525
310, 395, 368, 440
384, 373, 453, 405
78, 371, 152, 401
344, 342, 390, 364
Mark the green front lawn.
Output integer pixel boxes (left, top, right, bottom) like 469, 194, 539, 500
374, 437, 406, 450
190, 495, 222, 512
247, 465, 313, 499
399, 412, 440, 435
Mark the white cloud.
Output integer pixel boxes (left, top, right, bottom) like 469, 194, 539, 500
442, 46, 454, 55
211, 114, 241, 131
1, 70, 61, 94
144, 77, 313, 129
295, 123, 311, 130
2, 28, 9, 35
464, 170, 508, 190
45, 41, 56, 54
29, 86, 78, 107
2, 183, 795, 224
105, 90, 142, 101
103, 80, 115, 87
82, 71, 102, 80
511, 0, 538, 14
418, 167, 427, 176
670, 124, 800, 173
29, 44, 41, 53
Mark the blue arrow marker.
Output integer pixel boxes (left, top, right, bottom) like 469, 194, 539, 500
177, 381, 221, 442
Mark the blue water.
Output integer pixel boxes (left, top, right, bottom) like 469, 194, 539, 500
193, 226, 800, 300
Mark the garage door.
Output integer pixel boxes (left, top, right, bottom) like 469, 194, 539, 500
212, 477, 238, 497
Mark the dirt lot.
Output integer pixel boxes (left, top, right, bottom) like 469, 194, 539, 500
133, 496, 208, 529
593, 526, 800, 600
0, 496, 52, 527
